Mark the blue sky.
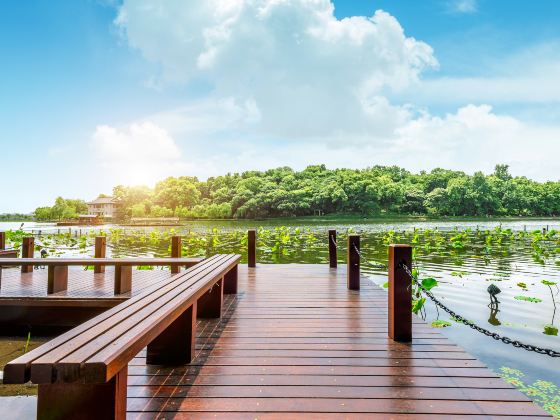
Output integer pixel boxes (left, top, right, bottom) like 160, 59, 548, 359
1, 0, 560, 212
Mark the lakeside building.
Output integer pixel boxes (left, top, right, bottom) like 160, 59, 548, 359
86, 196, 120, 220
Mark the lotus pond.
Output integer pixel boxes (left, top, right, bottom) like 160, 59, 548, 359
1, 218, 560, 417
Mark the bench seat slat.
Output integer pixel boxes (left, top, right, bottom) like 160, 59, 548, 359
30, 255, 236, 384
3, 255, 222, 384
57, 255, 239, 383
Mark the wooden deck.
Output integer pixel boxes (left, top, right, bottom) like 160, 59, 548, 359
123, 264, 549, 419
0, 266, 177, 299
0, 263, 551, 418
0, 267, 180, 331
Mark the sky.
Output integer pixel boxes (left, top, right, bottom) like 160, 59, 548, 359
1, 0, 560, 213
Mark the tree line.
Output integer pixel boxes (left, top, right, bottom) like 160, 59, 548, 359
104, 164, 560, 220
30, 164, 560, 221
34, 197, 88, 221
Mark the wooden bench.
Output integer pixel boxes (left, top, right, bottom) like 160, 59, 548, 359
0, 257, 202, 294
3, 253, 240, 420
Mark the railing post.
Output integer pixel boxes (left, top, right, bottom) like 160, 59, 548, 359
171, 236, 181, 274
21, 237, 34, 273
114, 264, 132, 295
94, 236, 106, 274
388, 244, 412, 342
248, 229, 256, 267
0, 232, 5, 250
347, 235, 360, 290
48, 265, 68, 294
328, 229, 337, 268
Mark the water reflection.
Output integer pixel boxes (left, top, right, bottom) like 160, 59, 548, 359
488, 302, 501, 326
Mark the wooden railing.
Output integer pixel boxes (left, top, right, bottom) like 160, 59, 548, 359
3, 229, 413, 342
0, 257, 202, 295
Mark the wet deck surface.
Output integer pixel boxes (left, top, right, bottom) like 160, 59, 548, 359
125, 264, 550, 419
0, 266, 175, 299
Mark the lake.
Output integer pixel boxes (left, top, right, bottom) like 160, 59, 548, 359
1, 217, 559, 414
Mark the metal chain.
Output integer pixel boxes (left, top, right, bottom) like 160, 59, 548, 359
399, 262, 560, 357
352, 244, 388, 270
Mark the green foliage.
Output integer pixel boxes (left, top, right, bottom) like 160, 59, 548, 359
499, 367, 560, 417
24, 331, 31, 354
421, 277, 438, 291
34, 197, 88, 221
0, 213, 33, 221
412, 297, 426, 314
47, 163, 560, 221
431, 320, 452, 328
514, 296, 543, 303
543, 325, 558, 336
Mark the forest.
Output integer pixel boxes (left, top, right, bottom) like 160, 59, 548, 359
34, 164, 557, 221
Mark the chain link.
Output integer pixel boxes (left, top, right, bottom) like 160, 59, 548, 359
330, 234, 337, 248
399, 262, 560, 357
352, 244, 388, 270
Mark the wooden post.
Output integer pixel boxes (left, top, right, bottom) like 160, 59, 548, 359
37, 366, 127, 420
248, 229, 256, 267
114, 265, 132, 295
224, 265, 238, 294
147, 304, 196, 365
0, 232, 5, 250
171, 236, 181, 274
347, 235, 360, 290
48, 265, 69, 294
388, 244, 412, 342
328, 229, 337, 268
94, 236, 106, 274
21, 237, 34, 273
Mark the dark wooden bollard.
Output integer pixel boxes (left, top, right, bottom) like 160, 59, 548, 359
328, 229, 337, 268
21, 237, 34, 273
388, 244, 412, 342
0, 232, 5, 250
347, 235, 360, 290
171, 236, 181, 274
248, 229, 256, 267
94, 236, 106, 274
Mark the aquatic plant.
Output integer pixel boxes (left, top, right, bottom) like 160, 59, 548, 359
431, 319, 452, 328
514, 296, 543, 303
499, 367, 560, 418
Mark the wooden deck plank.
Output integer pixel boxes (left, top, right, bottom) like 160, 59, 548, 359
0, 263, 550, 417
125, 264, 550, 418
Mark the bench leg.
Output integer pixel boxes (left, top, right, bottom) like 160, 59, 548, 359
197, 278, 223, 318
37, 366, 127, 420
223, 265, 238, 294
48, 265, 68, 294
114, 265, 132, 295
147, 303, 197, 364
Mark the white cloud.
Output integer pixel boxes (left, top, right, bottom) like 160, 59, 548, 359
115, 0, 437, 140
107, 1, 560, 183
446, 0, 477, 14
91, 121, 189, 186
